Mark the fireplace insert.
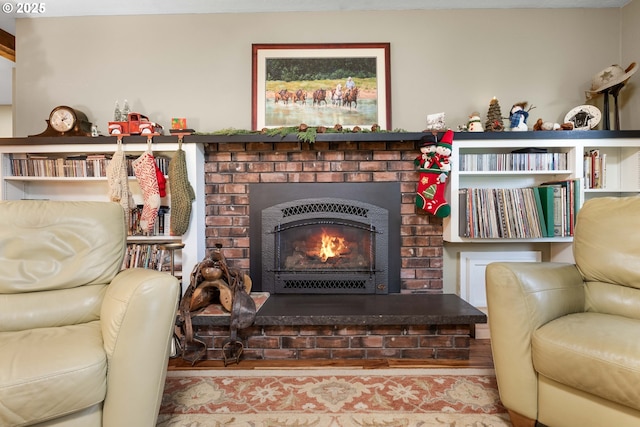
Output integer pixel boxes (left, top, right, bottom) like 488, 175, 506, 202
249, 183, 401, 294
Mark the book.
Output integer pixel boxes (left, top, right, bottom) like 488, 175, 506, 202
458, 189, 469, 237
583, 153, 591, 188
538, 184, 564, 237
533, 187, 551, 237
591, 149, 600, 189
535, 186, 555, 238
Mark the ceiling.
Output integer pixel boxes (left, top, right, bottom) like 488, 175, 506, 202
0, 0, 633, 105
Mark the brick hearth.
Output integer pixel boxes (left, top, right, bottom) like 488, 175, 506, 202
191, 294, 486, 361
199, 323, 475, 361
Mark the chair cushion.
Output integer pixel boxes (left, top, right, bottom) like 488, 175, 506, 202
532, 312, 640, 411
0, 200, 126, 294
0, 321, 107, 426
574, 197, 640, 290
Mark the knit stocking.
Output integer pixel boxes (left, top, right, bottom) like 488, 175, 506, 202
415, 170, 451, 218
168, 148, 196, 235
106, 141, 133, 227
133, 151, 161, 233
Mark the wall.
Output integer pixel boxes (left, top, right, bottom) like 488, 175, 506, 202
14, 8, 627, 137
0, 105, 11, 136
622, 0, 640, 129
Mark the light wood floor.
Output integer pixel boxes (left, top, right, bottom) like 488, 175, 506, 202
168, 338, 494, 370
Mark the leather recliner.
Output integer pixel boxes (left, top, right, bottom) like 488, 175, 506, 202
486, 197, 640, 427
0, 201, 180, 427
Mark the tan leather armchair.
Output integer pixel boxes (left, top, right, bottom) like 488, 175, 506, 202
0, 201, 180, 427
486, 197, 640, 427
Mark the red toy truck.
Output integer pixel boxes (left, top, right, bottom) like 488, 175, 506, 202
108, 113, 163, 135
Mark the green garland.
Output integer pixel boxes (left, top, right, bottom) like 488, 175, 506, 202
198, 125, 408, 144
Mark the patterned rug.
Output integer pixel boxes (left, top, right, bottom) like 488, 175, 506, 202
157, 368, 512, 427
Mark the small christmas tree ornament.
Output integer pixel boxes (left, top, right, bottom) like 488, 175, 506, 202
122, 99, 131, 119
113, 100, 122, 122
415, 129, 454, 218
485, 97, 504, 132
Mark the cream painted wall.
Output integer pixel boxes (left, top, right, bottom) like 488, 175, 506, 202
0, 105, 12, 136
14, 8, 626, 137
622, 0, 640, 129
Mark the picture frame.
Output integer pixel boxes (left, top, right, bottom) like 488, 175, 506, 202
251, 43, 391, 130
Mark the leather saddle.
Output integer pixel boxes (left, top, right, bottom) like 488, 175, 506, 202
175, 243, 256, 365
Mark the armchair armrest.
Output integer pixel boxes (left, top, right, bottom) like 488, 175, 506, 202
485, 261, 585, 421
100, 268, 180, 427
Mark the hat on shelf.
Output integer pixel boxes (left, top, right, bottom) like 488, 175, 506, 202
419, 133, 437, 147
437, 129, 454, 148
585, 62, 638, 99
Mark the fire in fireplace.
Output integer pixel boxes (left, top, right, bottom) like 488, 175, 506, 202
249, 183, 401, 294
280, 223, 372, 269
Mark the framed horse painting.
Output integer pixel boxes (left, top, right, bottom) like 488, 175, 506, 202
251, 43, 391, 130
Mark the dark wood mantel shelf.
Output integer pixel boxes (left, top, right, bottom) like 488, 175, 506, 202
1, 130, 639, 146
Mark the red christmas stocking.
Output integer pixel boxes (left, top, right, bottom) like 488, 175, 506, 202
416, 170, 451, 218
133, 151, 161, 233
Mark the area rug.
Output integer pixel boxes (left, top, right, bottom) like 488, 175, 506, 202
157, 368, 512, 427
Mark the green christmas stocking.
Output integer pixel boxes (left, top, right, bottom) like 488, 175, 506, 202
168, 147, 195, 235
416, 170, 451, 218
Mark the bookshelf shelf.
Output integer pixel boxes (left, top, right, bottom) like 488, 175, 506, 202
458, 170, 572, 176
5, 176, 109, 181
4, 176, 168, 182
127, 235, 182, 242
457, 237, 574, 243
584, 188, 640, 193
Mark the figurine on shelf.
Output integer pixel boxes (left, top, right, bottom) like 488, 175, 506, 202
467, 112, 484, 132
425, 112, 446, 132
414, 134, 437, 169
485, 97, 504, 132
533, 118, 561, 131
509, 102, 530, 131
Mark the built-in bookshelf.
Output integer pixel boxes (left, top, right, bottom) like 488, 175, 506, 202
0, 137, 205, 289
444, 131, 640, 243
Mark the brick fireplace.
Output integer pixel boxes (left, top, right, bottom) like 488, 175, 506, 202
187, 136, 482, 362
203, 137, 444, 293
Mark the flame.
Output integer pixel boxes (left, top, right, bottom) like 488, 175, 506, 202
318, 231, 348, 262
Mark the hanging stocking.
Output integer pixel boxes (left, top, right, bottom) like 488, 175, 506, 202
106, 138, 133, 227
416, 170, 450, 218
168, 142, 195, 235
415, 129, 454, 218
133, 148, 161, 233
